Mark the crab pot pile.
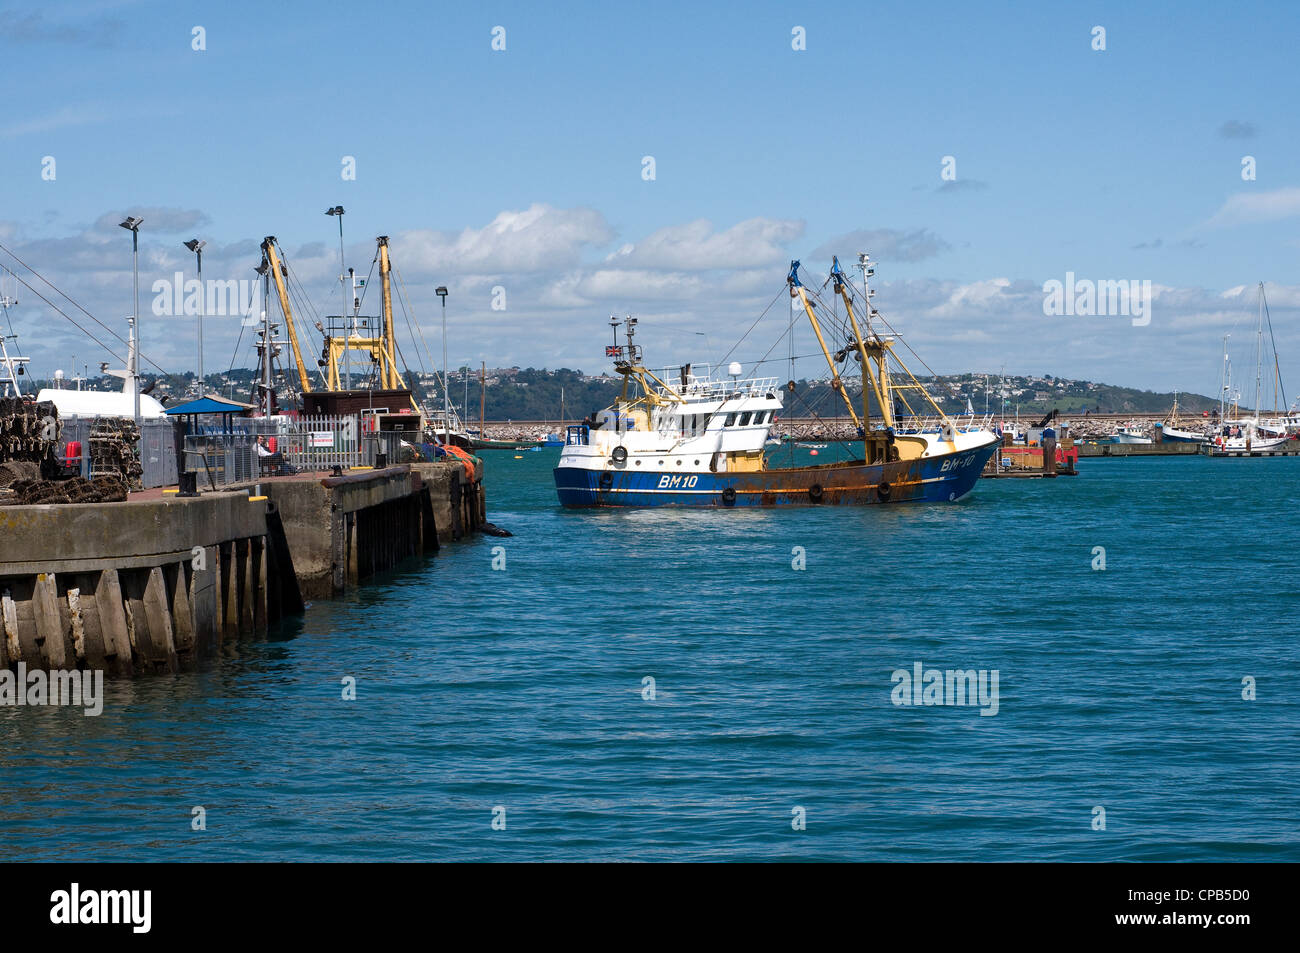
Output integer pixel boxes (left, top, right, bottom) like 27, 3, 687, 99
88, 416, 144, 491
0, 396, 60, 476
1, 475, 129, 506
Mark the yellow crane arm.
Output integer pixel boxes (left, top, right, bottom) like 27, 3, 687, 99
377, 237, 399, 390
262, 237, 312, 394
793, 282, 861, 429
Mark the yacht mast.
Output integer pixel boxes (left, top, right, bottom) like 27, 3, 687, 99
1254, 282, 1264, 418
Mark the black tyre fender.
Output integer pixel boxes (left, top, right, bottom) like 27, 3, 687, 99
877, 481, 892, 502
611, 446, 628, 464
598, 471, 613, 490
721, 486, 737, 506
808, 483, 824, 503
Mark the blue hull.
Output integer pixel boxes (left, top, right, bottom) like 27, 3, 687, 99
555, 441, 998, 508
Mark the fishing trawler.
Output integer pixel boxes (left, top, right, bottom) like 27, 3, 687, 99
1156, 393, 1209, 444
554, 256, 1000, 507
1105, 424, 1153, 445
259, 233, 470, 448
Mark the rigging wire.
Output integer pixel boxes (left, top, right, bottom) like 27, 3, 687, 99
1261, 286, 1287, 412
224, 279, 260, 384
278, 250, 330, 388
391, 263, 454, 408
715, 287, 786, 368
0, 239, 170, 374
0, 258, 127, 365
391, 264, 434, 376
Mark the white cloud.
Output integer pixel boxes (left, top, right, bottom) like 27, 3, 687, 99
393, 204, 612, 275
6, 204, 1300, 396
1205, 187, 1300, 227
925, 278, 1014, 318
603, 217, 803, 270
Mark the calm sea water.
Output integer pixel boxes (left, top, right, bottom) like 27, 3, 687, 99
3, 449, 1298, 861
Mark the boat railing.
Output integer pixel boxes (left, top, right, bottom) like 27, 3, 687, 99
649, 367, 780, 401
565, 424, 590, 447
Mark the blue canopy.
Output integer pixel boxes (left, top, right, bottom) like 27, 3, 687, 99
165, 395, 254, 416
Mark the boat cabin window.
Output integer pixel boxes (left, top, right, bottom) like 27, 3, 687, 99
725, 413, 736, 427
739, 411, 752, 426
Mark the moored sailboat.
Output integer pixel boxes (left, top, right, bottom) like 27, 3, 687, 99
1209, 284, 1293, 455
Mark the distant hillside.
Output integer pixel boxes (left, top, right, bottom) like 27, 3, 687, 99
25, 367, 1226, 420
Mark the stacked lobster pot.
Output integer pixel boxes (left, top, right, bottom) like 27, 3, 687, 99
88, 416, 144, 491
0, 396, 60, 487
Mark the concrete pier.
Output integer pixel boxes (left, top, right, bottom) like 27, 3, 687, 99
0, 492, 280, 674
0, 459, 485, 674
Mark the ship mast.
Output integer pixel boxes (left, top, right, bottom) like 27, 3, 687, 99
787, 261, 861, 430
608, 314, 681, 412
0, 272, 29, 398
252, 253, 278, 416
1254, 282, 1264, 419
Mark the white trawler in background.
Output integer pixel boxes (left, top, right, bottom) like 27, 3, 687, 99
1106, 424, 1153, 445
35, 318, 167, 419
1156, 392, 1210, 444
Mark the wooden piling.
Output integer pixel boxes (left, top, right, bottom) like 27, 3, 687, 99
32, 572, 67, 670
235, 538, 253, 636
166, 562, 196, 658
97, 569, 134, 676
191, 546, 219, 656
219, 540, 238, 644
141, 566, 179, 673
251, 536, 267, 637
0, 590, 13, 669
67, 586, 86, 663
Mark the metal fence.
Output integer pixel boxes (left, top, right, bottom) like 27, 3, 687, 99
182, 414, 406, 488
59, 415, 178, 490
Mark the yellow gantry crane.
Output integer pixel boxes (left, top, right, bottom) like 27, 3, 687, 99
259, 233, 431, 417
316, 236, 418, 411
262, 236, 313, 395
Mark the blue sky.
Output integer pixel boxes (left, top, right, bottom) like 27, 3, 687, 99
2, 0, 1298, 400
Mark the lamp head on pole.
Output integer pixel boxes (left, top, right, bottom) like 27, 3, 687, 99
435, 286, 448, 304
326, 206, 344, 217
118, 216, 143, 232
184, 238, 206, 254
